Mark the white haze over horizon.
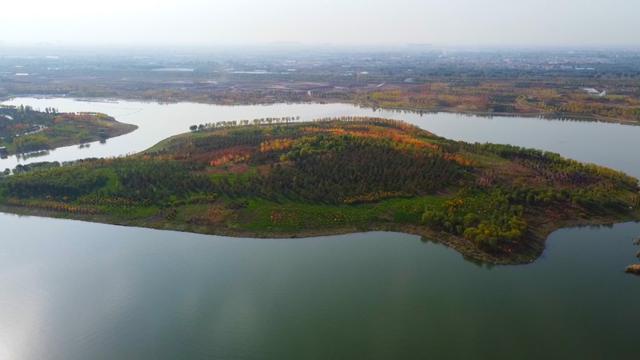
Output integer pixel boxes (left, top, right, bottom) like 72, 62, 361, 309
1, 0, 638, 48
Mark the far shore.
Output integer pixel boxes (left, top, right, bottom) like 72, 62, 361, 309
3, 94, 639, 127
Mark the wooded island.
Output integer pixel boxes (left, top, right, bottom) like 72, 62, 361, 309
0, 117, 637, 264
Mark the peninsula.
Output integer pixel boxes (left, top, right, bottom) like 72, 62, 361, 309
0, 105, 137, 156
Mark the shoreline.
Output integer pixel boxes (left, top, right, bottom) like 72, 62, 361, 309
11, 122, 139, 156
1, 204, 637, 266
1, 100, 638, 267
3, 94, 639, 127
0, 108, 138, 158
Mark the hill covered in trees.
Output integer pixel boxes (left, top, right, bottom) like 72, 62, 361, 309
0, 105, 137, 156
0, 118, 638, 264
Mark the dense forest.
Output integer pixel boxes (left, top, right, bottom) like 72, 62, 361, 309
0, 118, 638, 264
0, 105, 137, 155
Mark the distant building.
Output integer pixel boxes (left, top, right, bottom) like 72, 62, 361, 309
582, 88, 607, 97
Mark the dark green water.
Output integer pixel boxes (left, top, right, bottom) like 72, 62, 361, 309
0, 214, 638, 359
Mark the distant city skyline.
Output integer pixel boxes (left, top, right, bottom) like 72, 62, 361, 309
1, 0, 639, 47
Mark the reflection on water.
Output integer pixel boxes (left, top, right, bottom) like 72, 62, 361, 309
16, 150, 50, 161
0, 213, 638, 360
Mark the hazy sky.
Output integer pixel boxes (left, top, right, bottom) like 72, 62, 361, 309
1, 0, 638, 47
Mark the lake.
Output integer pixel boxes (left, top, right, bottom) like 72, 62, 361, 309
0, 98, 639, 359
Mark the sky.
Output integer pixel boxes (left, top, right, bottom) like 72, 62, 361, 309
1, 0, 639, 48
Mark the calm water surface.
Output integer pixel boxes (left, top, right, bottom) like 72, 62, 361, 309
0, 98, 639, 359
